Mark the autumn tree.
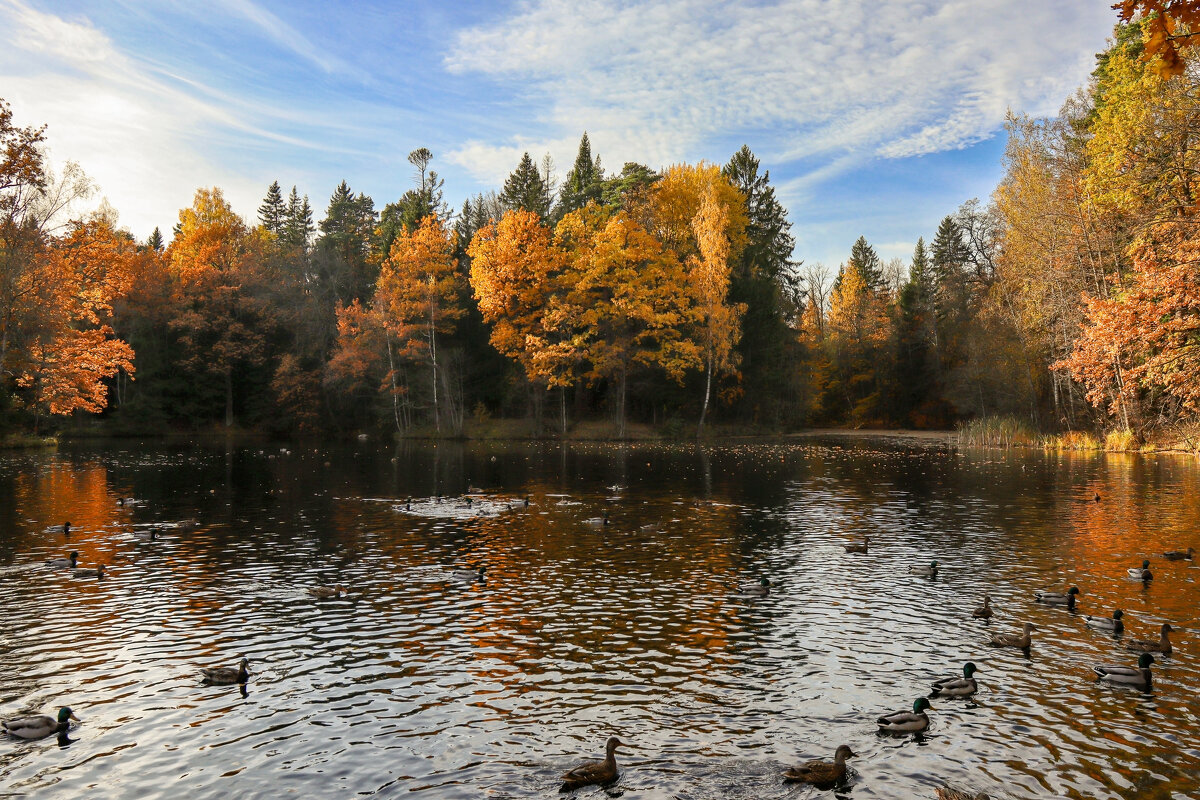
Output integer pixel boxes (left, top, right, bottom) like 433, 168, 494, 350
376, 215, 464, 432
501, 152, 553, 220
556, 133, 604, 219
1115, 0, 1200, 77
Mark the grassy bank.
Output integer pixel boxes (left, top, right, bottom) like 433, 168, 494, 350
0, 433, 58, 449
958, 416, 1200, 455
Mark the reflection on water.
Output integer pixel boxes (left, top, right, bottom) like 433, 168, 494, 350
0, 437, 1198, 799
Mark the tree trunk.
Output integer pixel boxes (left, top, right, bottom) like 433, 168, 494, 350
224, 368, 234, 428
697, 349, 714, 438
617, 366, 627, 439
386, 334, 403, 434
429, 314, 440, 433
560, 386, 567, 436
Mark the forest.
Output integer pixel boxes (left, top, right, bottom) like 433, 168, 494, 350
2, 14, 1200, 446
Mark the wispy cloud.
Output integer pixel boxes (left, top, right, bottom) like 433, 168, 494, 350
444, 0, 1112, 187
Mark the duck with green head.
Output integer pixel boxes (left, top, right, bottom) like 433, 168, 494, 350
1094, 652, 1154, 690
1084, 609, 1124, 634
909, 561, 938, 577
737, 577, 771, 596
1034, 586, 1080, 610
1127, 560, 1152, 581
877, 697, 935, 733
930, 662, 979, 697
782, 744, 855, 786
2, 707, 79, 739
45, 551, 78, 569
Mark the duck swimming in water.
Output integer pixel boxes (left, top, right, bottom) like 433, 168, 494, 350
972, 596, 993, 619
989, 622, 1036, 651
1125, 623, 1173, 655
1095, 652, 1154, 691
737, 577, 771, 596
930, 662, 980, 698
844, 536, 869, 554
560, 736, 623, 790
1084, 609, 1124, 634
782, 744, 855, 786
909, 560, 939, 577
1163, 547, 1194, 561
72, 563, 105, 579
1035, 586, 1080, 610
200, 658, 250, 685
45, 551, 78, 569
2, 707, 79, 740
1127, 560, 1153, 581
877, 697, 935, 733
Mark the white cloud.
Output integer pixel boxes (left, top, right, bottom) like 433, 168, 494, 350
444, 0, 1112, 185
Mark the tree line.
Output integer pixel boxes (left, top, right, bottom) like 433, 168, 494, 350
2, 16, 1198, 442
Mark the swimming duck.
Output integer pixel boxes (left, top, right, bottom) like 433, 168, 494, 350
782, 744, 856, 786
844, 536, 869, 554
46, 521, 71, 535
307, 585, 347, 599
737, 577, 771, 596
450, 565, 485, 581
1084, 609, 1124, 634
989, 622, 1036, 650
972, 596, 993, 619
1163, 547, 1194, 561
877, 697, 935, 733
45, 551, 78, 569
1035, 586, 1080, 610
936, 788, 991, 800
560, 736, 623, 790
1127, 560, 1152, 581
1125, 623, 1173, 655
133, 530, 158, 541
583, 510, 610, 527
72, 564, 105, 579
200, 658, 250, 685
909, 560, 939, 577
930, 662, 980, 697
2, 707, 79, 739
1094, 652, 1154, 690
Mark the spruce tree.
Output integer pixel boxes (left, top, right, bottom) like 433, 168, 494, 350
556, 132, 604, 218
848, 236, 884, 292
258, 180, 285, 235
500, 152, 551, 220
147, 226, 164, 252
283, 187, 314, 253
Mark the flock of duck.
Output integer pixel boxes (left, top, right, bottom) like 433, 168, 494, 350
4, 493, 1195, 798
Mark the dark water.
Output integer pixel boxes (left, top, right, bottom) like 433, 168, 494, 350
0, 436, 1198, 799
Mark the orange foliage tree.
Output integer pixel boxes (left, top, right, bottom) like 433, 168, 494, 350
1115, 0, 1200, 77
375, 215, 464, 432
168, 188, 271, 428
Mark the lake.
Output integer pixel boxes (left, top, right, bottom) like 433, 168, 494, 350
0, 436, 1197, 799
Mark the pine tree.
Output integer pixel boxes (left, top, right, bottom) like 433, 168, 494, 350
147, 226, 164, 252
500, 152, 551, 220
283, 186, 314, 253
930, 215, 970, 322
848, 236, 884, 293
908, 237, 933, 307
258, 180, 285, 235
556, 132, 604, 219
315, 181, 377, 303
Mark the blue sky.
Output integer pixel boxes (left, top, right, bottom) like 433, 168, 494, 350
0, 0, 1115, 271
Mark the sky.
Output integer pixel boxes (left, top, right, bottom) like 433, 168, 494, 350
0, 0, 1116, 270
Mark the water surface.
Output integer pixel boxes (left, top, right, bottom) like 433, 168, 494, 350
1, 437, 1197, 799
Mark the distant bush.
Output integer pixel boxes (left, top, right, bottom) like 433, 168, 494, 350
1045, 430, 1101, 450
956, 415, 1037, 447
1103, 428, 1139, 451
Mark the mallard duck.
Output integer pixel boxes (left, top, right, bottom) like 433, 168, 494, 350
1094, 652, 1154, 690
583, 510, 610, 527
45, 551, 78, 569
782, 744, 855, 786
560, 736, 623, 790
2, 707, 79, 739
989, 622, 1036, 650
133, 530, 158, 541
936, 788, 991, 800
46, 521, 71, 535
877, 697, 934, 733
844, 536, 869, 554
737, 577, 771, 596
1084, 609, 1124, 634
909, 560, 938, 577
72, 563, 105, 578
1035, 586, 1080, 609
1126, 623, 1173, 655
930, 662, 979, 697
1127, 560, 1152, 581
972, 596, 993, 619
1163, 547, 1194, 561
450, 565, 485, 581
200, 658, 250, 685
307, 585, 347, 599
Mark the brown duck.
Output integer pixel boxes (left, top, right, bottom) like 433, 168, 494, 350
782, 744, 855, 786
972, 596, 993, 619
989, 622, 1036, 650
844, 536, 869, 554
307, 585, 347, 599
1126, 623, 1173, 655
1163, 547, 1194, 561
560, 736, 623, 791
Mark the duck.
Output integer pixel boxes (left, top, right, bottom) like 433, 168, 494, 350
200, 658, 250, 685
1094, 652, 1154, 690
307, 585, 347, 599
583, 510, 610, 527
560, 736, 623, 790
1125, 623, 1173, 655
989, 622, 1036, 650
72, 563, 105, 579
1034, 586, 1080, 609
1163, 547, 1194, 561
936, 789, 991, 800
1084, 609, 1124, 634
877, 697, 935, 733
844, 536, 869, 554
46, 521, 71, 535
45, 551, 79, 569
450, 565, 486, 581
2, 707, 79, 739
909, 560, 938, 577
737, 577, 771, 596
133, 530, 158, 541
972, 596, 993, 619
782, 744, 856, 786
1127, 559, 1153, 581
930, 662, 980, 698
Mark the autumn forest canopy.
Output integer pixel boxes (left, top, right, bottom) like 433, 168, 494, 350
4, 13, 1200, 443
